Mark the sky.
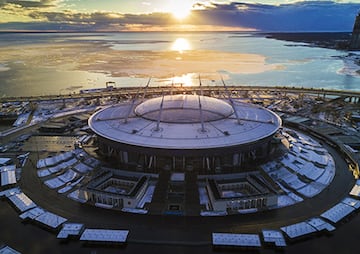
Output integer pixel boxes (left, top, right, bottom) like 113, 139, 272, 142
0, 0, 359, 31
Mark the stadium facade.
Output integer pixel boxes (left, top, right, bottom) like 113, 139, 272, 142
89, 94, 282, 173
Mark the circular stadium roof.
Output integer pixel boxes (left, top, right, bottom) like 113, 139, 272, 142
89, 94, 281, 150
135, 95, 234, 123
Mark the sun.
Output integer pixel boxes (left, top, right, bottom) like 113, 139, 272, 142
168, 0, 193, 20
172, 7, 191, 20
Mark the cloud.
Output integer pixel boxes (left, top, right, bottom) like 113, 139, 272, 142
191, 1, 360, 31
0, 0, 58, 8
28, 10, 175, 27
0, 1, 359, 31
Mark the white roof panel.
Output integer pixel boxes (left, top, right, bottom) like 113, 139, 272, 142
321, 202, 355, 223
350, 184, 360, 197
342, 197, 360, 209
80, 229, 129, 243
0, 187, 21, 198
44, 177, 66, 189
35, 211, 67, 229
1, 166, 16, 186
57, 223, 84, 239
36, 151, 74, 169
0, 158, 12, 165
0, 246, 21, 254
306, 217, 335, 232
281, 221, 316, 239
8, 192, 36, 212
262, 230, 287, 247
19, 207, 45, 220
212, 233, 261, 247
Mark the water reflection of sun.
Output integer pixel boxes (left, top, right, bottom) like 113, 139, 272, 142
171, 38, 191, 53
172, 73, 196, 87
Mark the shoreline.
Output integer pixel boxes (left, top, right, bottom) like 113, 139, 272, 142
264, 32, 352, 50
265, 32, 360, 75
1, 85, 360, 103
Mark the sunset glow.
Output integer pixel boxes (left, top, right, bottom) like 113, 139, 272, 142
167, 0, 193, 20
0, 1, 358, 32
172, 73, 196, 86
171, 38, 191, 53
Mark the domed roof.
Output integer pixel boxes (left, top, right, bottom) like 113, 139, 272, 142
134, 94, 234, 123
89, 94, 282, 150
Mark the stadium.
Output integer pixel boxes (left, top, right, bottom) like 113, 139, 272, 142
89, 93, 282, 173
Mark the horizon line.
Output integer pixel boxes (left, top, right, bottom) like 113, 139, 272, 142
0, 30, 353, 33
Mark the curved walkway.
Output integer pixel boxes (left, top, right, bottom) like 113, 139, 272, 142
0, 134, 356, 254
17, 142, 354, 245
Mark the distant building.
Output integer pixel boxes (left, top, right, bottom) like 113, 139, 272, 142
350, 13, 360, 50
39, 121, 68, 133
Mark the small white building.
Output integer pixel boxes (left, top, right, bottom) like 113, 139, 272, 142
82, 171, 149, 209
206, 173, 279, 213
0, 158, 12, 166
0, 165, 17, 188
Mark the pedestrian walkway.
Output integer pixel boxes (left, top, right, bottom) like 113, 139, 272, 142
148, 170, 170, 215
185, 171, 200, 216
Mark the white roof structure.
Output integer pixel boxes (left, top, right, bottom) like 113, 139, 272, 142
0, 246, 21, 254
262, 128, 336, 204
19, 206, 67, 229
0, 187, 21, 198
320, 202, 355, 224
57, 223, 84, 239
67, 189, 87, 203
89, 95, 281, 150
73, 162, 93, 174
137, 185, 155, 209
36, 151, 74, 169
35, 211, 67, 229
350, 180, 360, 197
0, 158, 12, 166
44, 177, 65, 189
19, 207, 45, 220
8, 192, 36, 212
80, 229, 129, 243
37, 157, 78, 178
0, 165, 16, 186
306, 218, 335, 232
212, 233, 261, 247
200, 211, 228, 216
342, 197, 360, 209
280, 221, 317, 239
262, 230, 287, 247
121, 208, 148, 214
